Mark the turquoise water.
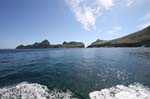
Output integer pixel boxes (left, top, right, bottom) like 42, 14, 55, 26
0, 48, 150, 99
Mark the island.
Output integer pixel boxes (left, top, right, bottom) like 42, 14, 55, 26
88, 26, 150, 47
16, 40, 85, 49
16, 26, 150, 49
62, 41, 85, 48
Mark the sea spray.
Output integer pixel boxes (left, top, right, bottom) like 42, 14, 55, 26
0, 82, 150, 99
0, 82, 77, 99
89, 83, 150, 99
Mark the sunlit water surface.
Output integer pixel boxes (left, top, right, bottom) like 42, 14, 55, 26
0, 48, 150, 99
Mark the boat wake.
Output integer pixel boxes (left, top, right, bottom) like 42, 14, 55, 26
89, 83, 150, 99
0, 82, 150, 99
0, 82, 77, 99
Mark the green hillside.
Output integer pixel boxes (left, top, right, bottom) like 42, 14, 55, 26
88, 26, 150, 47
62, 41, 85, 48
16, 40, 85, 49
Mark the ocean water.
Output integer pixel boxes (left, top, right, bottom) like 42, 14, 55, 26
0, 48, 150, 99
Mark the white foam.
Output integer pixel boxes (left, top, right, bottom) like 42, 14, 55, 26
0, 82, 77, 99
89, 83, 150, 99
1, 82, 150, 99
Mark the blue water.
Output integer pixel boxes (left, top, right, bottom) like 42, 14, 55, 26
0, 48, 150, 98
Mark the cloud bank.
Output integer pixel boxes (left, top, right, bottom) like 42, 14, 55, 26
107, 26, 122, 33
65, 0, 149, 31
65, 0, 114, 31
139, 13, 150, 29
126, 0, 136, 7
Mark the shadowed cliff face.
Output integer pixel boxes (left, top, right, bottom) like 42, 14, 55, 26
16, 40, 85, 49
16, 26, 150, 49
62, 41, 85, 48
88, 26, 150, 48
16, 40, 51, 49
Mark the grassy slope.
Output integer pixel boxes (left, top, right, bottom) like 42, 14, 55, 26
110, 26, 150, 44
88, 26, 150, 47
62, 42, 85, 48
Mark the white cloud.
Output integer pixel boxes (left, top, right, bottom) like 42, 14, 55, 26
126, 0, 150, 7
65, 0, 149, 31
126, 0, 135, 7
142, 13, 150, 21
139, 21, 150, 29
107, 26, 122, 33
65, 0, 114, 31
97, 0, 114, 10
139, 13, 150, 29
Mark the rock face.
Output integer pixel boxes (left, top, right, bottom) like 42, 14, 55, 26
16, 40, 85, 49
88, 39, 109, 48
62, 41, 85, 48
16, 40, 51, 49
88, 26, 150, 47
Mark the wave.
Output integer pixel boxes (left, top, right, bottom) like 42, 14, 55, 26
89, 83, 150, 99
0, 82, 77, 99
0, 82, 150, 99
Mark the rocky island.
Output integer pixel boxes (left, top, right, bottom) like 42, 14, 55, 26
62, 41, 85, 48
88, 26, 150, 47
16, 26, 150, 49
16, 40, 85, 49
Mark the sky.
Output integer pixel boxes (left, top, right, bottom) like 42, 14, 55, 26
0, 0, 150, 48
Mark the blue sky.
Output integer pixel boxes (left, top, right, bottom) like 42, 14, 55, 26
0, 0, 150, 48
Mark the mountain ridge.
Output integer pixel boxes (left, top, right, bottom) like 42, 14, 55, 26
88, 26, 150, 47
16, 40, 85, 49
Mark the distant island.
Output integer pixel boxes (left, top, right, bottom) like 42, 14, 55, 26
16, 26, 150, 49
88, 26, 150, 47
16, 40, 85, 49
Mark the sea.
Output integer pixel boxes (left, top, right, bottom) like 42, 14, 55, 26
0, 48, 150, 99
